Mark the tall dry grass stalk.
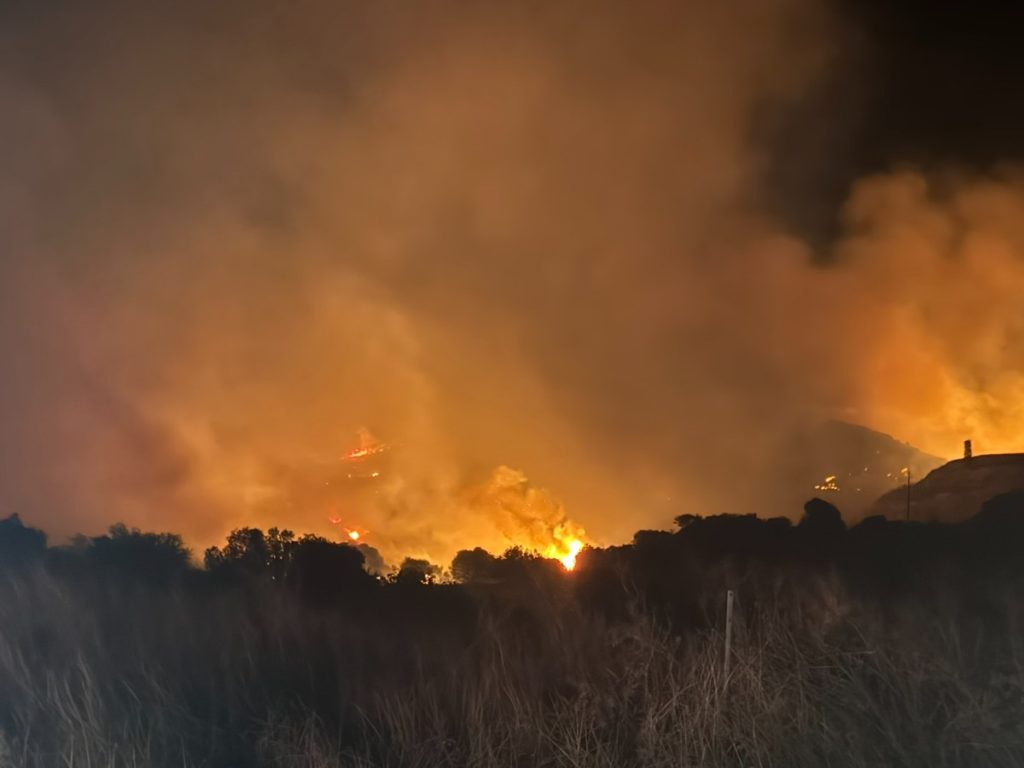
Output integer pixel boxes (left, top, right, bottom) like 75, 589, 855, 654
0, 566, 1022, 767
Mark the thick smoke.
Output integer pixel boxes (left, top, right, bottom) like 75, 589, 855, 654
834, 170, 1024, 455
1, 0, 1021, 564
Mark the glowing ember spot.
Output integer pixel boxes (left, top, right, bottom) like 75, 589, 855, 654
341, 429, 391, 462
340, 431, 390, 480
328, 515, 367, 543
814, 474, 840, 492
342, 445, 389, 461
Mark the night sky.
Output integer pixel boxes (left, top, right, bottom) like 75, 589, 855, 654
765, 0, 1024, 242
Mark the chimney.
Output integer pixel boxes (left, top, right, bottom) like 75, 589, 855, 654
964, 439, 973, 460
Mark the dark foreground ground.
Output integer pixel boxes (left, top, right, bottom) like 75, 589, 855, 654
2, 494, 1024, 767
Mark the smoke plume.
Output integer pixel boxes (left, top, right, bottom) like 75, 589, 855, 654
1, 0, 1022, 563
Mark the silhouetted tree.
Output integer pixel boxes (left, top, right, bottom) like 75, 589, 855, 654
972, 491, 1024, 531
396, 557, 441, 586
799, 497, 845, 535
0, 514, 46, 569
205, 527, 271, 577
967, 491, 1024, 565
266, 527, 297, 581
356, 542, 387, 575
289, 535, 375, 603
451, 547, 498, 583
797, 498, 845, 558
87, 523, 191, 584
677, 514, 792, 559
673, 514, 700, 530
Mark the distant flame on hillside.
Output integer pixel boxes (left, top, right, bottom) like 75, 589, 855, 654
465, 466, 588, 572
548, 534, 584, 571
342, 429, 391, 462
814, 474, 840, 492
328, 515, 368, 543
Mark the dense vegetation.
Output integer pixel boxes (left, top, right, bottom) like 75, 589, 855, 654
2, 495, 1024, 767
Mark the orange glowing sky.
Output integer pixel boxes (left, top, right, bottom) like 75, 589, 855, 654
2, 0, 1023, 567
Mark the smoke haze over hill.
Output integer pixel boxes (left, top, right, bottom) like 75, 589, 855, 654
2, 0, 1024, 563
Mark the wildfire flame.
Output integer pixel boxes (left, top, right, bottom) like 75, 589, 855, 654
332, 456, 588, 572
540, 522, 586, 571
813, 474, 840, 492
328, 515, 367, 543
466, 466, 589, 573
342, 428, 390, 462
343, 445, 389, 461
548, 537, 584, 571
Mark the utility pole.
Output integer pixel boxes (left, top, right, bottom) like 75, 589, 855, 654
722, 589, 734, 696
905, 468, 911, 522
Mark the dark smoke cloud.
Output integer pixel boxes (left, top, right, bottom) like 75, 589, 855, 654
2, 0, 1021, 564
760, 0, 1024, 243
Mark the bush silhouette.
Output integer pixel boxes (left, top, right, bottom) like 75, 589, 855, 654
396, 557, 441, 585
452, 547, 498, 583
204, 527, 271, 577
799, 497, 845, 536
0, 514, 46, 569
288, 535, 376, 603
85, 523, 191, 584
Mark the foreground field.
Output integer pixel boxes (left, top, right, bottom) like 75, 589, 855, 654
3, 500, 1024, 767
1, 564, 1022, 767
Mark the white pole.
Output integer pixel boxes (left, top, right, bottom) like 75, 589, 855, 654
723, 589, 734, 695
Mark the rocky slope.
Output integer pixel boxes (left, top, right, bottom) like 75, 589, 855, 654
872, 453, 1024, 522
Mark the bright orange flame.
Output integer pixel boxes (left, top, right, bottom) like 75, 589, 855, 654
813, 474, 840, 492
542, 525, 586, 572
558, 539, 584, 571
342, 444, 389, 461
327, 515, 367, 543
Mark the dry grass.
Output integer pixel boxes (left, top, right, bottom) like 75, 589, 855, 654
0, 567, 1022, 767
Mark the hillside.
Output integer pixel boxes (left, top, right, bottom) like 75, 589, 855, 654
787, 420, 945, 518
872, 453, 1024, 522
